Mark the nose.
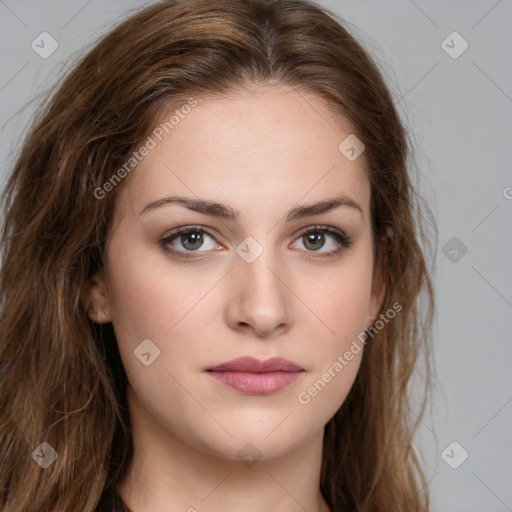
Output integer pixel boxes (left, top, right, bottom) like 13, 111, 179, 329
224, 246, 292, 338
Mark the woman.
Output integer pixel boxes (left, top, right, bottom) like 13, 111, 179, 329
0, 0, 436, 510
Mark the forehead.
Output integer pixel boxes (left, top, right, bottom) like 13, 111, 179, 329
116, 85, 371, 223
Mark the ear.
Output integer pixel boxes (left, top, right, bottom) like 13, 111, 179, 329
367, 227, 392, 326
367, 270, 386, 326
81, 269, 112, 324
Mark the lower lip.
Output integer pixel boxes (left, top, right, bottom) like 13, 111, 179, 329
207, 370, 303, 395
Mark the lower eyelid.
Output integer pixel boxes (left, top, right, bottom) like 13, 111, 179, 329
161, 227, 351, 260
165, 230, 219, 252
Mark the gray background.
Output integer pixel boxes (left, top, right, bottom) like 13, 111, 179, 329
1, 1, 511, 510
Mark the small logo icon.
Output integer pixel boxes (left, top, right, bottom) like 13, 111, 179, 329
441, 441, 469, 469
503, 186, 512, 200
134, 338, 161, 366
441, 31, 469, 59
31, 442, 58, 469
236, 236, 263, 263
237, 442, 262, 467
442, 236, 468, 263
31, 32, 59, 59
338, 134, 365, 161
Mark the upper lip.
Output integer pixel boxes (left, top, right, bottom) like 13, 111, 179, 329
206, 357, 304, 373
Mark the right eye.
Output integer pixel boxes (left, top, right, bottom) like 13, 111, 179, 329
159, 226, 223, 259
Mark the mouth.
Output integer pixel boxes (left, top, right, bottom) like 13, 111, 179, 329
206, 357, 305, 395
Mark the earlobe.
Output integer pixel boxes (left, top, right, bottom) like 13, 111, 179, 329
81, 270, 112, 324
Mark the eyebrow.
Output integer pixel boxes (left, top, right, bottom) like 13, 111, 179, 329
140, 194, 363, 221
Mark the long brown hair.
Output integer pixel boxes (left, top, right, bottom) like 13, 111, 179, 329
0, 0, 436, 510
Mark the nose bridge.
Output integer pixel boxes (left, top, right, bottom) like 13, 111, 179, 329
238, 241, 282, 293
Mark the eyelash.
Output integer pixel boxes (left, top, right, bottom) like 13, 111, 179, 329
159, 224, 353, 261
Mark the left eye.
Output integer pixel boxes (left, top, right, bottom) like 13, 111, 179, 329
159, 225, 352, 259
292, 227, 350, 253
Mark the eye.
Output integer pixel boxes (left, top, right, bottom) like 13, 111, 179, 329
291, 225, 353, 257
159, 226, 220, 259
159, 224, 353, 261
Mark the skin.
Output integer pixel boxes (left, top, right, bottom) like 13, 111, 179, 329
83, 84, 385, 512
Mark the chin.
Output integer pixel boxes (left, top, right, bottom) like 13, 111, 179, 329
178, 410, 324, 463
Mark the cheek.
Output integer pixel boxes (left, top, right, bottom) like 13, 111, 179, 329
305, 250, 374, 345
288, 249, 373, 416
295, 282, 368, 421
103, 241, 222, 399
103, 246, 213, 443
104, 241, 214, 340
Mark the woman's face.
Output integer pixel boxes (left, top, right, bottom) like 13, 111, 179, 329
85, 85, 385, 461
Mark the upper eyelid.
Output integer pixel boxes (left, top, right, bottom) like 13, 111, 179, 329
161, 224, 348, 247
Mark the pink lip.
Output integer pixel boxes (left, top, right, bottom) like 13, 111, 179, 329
206, 357, 304, 395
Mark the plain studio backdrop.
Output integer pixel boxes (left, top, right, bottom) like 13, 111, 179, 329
0, 1, 511, 511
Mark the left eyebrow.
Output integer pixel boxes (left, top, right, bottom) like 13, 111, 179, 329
286, 195, 363, 221
140, 194, 363, 221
